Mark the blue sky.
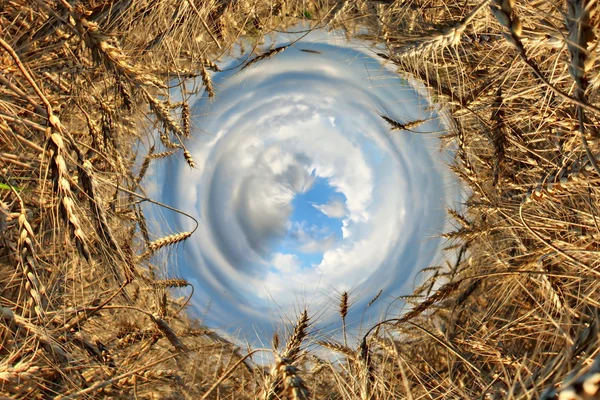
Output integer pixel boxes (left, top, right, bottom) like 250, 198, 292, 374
271, 175, 346, 269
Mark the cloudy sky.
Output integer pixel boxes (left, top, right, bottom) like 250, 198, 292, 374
145, 28, 461, 341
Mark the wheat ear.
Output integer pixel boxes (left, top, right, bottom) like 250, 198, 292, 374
201, 57, 221, 72
47, 130, 91, 261
76, 16, 166, 89
137, 231, 193, 261
181, 102, 191, 137
200, 63, 215, 98
340, 291, 348, 347
381, 114, 427, 132
144, 89, 185, 140
263, 311, 310, 399
242, 45, 289, 70
16, 204, 48, 320
149, 150, 177, 159
394, 0, 491, 59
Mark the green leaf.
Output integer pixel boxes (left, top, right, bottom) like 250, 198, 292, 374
0, 183, 21, 192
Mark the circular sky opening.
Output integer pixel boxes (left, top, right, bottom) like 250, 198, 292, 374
146, 26, 462, 341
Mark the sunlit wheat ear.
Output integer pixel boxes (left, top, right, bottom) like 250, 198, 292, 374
318, 340, 355, 360
285, 311, 309, 358
201, 57, 221, 72
149, 150, 177, 159
454, 124, 478, 185
145, 90, 185, 137
200, 64, 215, 98
77, 16, 165, 89
447, 208, 471, 229
263, 356, 311, 400
398, 280, 462, 324
283, 310, 309, 360
159, 133, 182, 149
136, 145, 155, 186
242, 44, 289, 70
533, 265, 570, 317
442, 227, 477, 243
0, 360, 41, 384
79, 159, 120, 249
182, 147, 196, 168
47, 130, 90, 261
393, 0, 490, 59
78, 156, 132, 282
17, 208, 47, 320
137, 231, 193, 261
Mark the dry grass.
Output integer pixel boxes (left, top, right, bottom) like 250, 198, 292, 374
2, 0, 600, 399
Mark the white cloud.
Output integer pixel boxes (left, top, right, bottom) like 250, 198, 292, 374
299, 234, 337, 253
312, 199, 347, 219
270, 253, 302, 274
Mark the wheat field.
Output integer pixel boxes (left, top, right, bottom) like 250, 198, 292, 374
2, 0, 600, 398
